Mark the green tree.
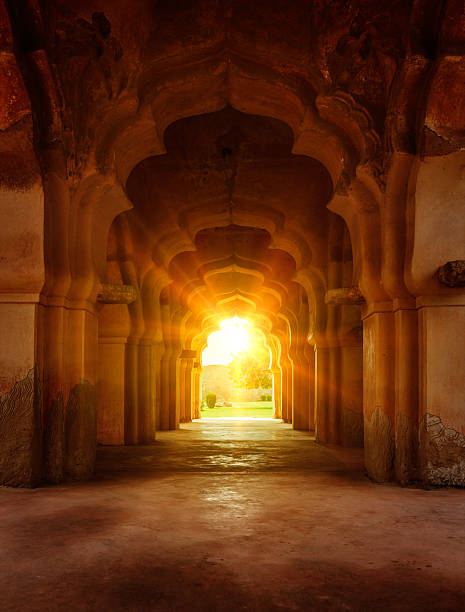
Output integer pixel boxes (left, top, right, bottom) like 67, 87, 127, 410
228, 338, 272, 390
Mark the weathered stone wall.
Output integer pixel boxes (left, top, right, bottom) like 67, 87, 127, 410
0, 368, 42, 486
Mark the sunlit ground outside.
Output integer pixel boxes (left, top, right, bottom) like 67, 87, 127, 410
201, 316, 273, 419
200, 317, 273, 418
200, 401, 273, 419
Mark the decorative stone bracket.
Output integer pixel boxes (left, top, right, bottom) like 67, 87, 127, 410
97, 283, 137, 304
437, 261, 465, 288
324, 286, 365, 306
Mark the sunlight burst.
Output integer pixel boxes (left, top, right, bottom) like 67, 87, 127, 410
202, 317, 250, 366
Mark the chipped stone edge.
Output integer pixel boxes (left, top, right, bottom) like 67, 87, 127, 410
420, 413, 465, 487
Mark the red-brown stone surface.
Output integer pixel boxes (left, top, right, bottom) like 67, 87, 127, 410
1, 421, 465, 611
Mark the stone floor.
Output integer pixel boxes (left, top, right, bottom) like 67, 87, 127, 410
1, 419, 465, 611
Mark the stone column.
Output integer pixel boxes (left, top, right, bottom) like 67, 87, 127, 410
170, 350, 181, 430
184, 358, 194, 422
280, 355, 292, 423
41, 304, 66, 483
152, 341, 163, 430
63, 306, 98, 480
304, 344, 315, 431
327, 344, 341, 443
138, 340, 156, 443
178, 358, 187, 423
192, 363, 201, 419
98, 338, 126, 445
0, 300, 43, 486
314, 345, 330, 443
158, 302, 172, 430
97, 287, 134, 446
338, 306, 363, 448
339, 343, 363, 447
394, 300, 418, 483
417, 295, 465, 486
291, 342, 310, 431
124, 339, 139, 443
272, 369, 282, 419
363, 305, 395, 482
324, 288, 364, 447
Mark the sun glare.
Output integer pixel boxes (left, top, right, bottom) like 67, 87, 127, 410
202, 317, 250, 366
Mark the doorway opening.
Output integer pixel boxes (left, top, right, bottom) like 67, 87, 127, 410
199, 317, 274, 418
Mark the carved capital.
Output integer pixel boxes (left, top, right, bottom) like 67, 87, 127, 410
325, 286, 365, 306
97, 284, 137, 304
437, 261, 465, 288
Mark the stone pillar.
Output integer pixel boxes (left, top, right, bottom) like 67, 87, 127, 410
305, 344, 315, 431
158, 344, 171, 431
158, 302, 172, 431
192, 363, 201, 419
290, 341, 310, 430
138, 341, 156, 443
324, 214, 343, 443
280, 355, 292, 423
63, 307, 98, 480
124, 339, 139, 443
314, 345, 330, 443
323, 289, 364, 448
0, 300, 42, 486
339, 344, 363, 447
338, 306, 363, 448
41, 304, 66, 483
272, 369, 282, 419
363, 306, 395, 482
152, 341, 163, 429
178, 358, 187, 423
394, 301, 418, 484
327, 345, 340, 443
97, 338, 126, 445
96, 283, 144, 445
417, 297, 465, 486
97, 291, 133, 447
159, 302, 181, 431
184, 358, 194, 422
170, 350, 181, 430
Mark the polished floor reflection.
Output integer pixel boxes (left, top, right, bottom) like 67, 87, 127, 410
1, 420, 465, 611
97, 419, 363, 474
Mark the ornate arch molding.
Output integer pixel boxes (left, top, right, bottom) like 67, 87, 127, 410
135, 54, 378, 189
9, 1, 387, 312
64, 56, 385, 311
93, 51, 383, 195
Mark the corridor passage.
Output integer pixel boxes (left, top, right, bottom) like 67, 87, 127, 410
1, 420, 465, 611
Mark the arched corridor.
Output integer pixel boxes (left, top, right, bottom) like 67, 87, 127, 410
0, 0, 465, 608
1, 0, 464, 490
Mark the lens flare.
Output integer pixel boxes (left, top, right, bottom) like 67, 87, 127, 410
202, 317, 250, 366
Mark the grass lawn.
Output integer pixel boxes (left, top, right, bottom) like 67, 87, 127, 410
200, 401, 274, 418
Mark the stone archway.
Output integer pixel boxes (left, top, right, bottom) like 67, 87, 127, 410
0, 0, 464, 488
